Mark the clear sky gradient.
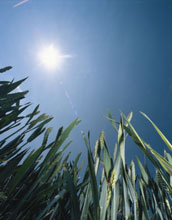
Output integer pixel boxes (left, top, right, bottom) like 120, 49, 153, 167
1, 0, 172, 164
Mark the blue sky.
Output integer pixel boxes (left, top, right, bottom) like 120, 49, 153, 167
1, 0, 172, 164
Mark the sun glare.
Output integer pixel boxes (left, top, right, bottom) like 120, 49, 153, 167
38, 45, 64, 71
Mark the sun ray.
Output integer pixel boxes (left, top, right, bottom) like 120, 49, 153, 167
37, 44, 71, 71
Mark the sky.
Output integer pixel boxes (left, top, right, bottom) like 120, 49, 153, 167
1, 0, 172, 166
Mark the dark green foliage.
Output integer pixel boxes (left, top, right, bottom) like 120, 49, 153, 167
0, 66, 172, 219
0, 67, 81, 219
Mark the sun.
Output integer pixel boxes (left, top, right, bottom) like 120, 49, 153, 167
38, 45, 64, 71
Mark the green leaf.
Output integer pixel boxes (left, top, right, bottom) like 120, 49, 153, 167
41, 118, 80, 169
80, 183, 92, 220
0, 150, 27, 184
28, 113, 50, 129
99, 179, 108, 220
141, 112, 172, 152
106, 110, 118, 132
0, 78, 28, 95
139, 179, 150, 220
122, 113, 161, 169
0, 134, 24, 161
27, 126, 46, 142
118, 118, 125, 165
111, 181, 120, 220
82, 131, 100, 219
64, 170, 81, 220
9, 145, 44, 193
123, 178, 130, 219
136, 156, 149, 185
35, 189, 66, 220
123, 165, 138, 220
0, 66, 12, 73
87, 149, 99, 219
113, 143, 118, 161
147, 144, 172, 175
41, 127, 53, 147
103, 144, 111, 179
25, 105, 40, 124
125, 112, 133, 127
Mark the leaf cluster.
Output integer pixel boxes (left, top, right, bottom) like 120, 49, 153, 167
0, 66, 172, 219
